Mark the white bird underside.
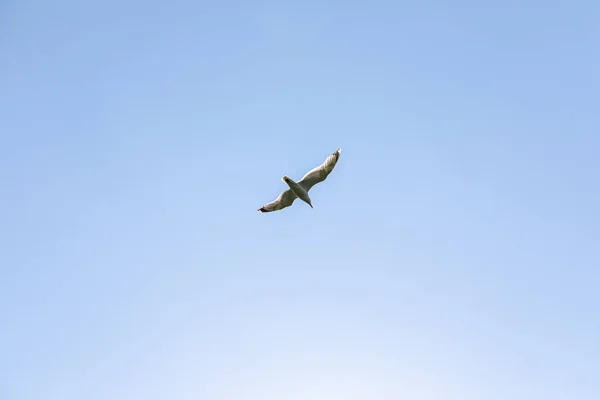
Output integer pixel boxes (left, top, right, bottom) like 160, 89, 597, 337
258, 148, 342, 213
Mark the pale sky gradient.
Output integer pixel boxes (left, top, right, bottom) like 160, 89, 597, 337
1, 1, 599, 399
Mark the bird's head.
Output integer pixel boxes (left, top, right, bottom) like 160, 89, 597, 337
281, 175, 292, 184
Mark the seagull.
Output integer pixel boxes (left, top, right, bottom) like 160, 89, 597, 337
258, 148, 342, 213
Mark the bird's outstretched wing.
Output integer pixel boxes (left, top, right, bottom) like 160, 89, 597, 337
257, 189, 297, 213
298, 148, 341, 192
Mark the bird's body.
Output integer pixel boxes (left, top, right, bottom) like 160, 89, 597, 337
258, 148, 341, 213
282, 175, 312, 208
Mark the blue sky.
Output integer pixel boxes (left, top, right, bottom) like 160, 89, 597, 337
1, 1, 599, 399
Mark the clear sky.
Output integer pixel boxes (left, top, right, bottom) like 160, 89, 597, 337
1, 1, 599, 399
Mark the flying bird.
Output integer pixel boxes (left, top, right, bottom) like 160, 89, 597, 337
258, 148, 342, 213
